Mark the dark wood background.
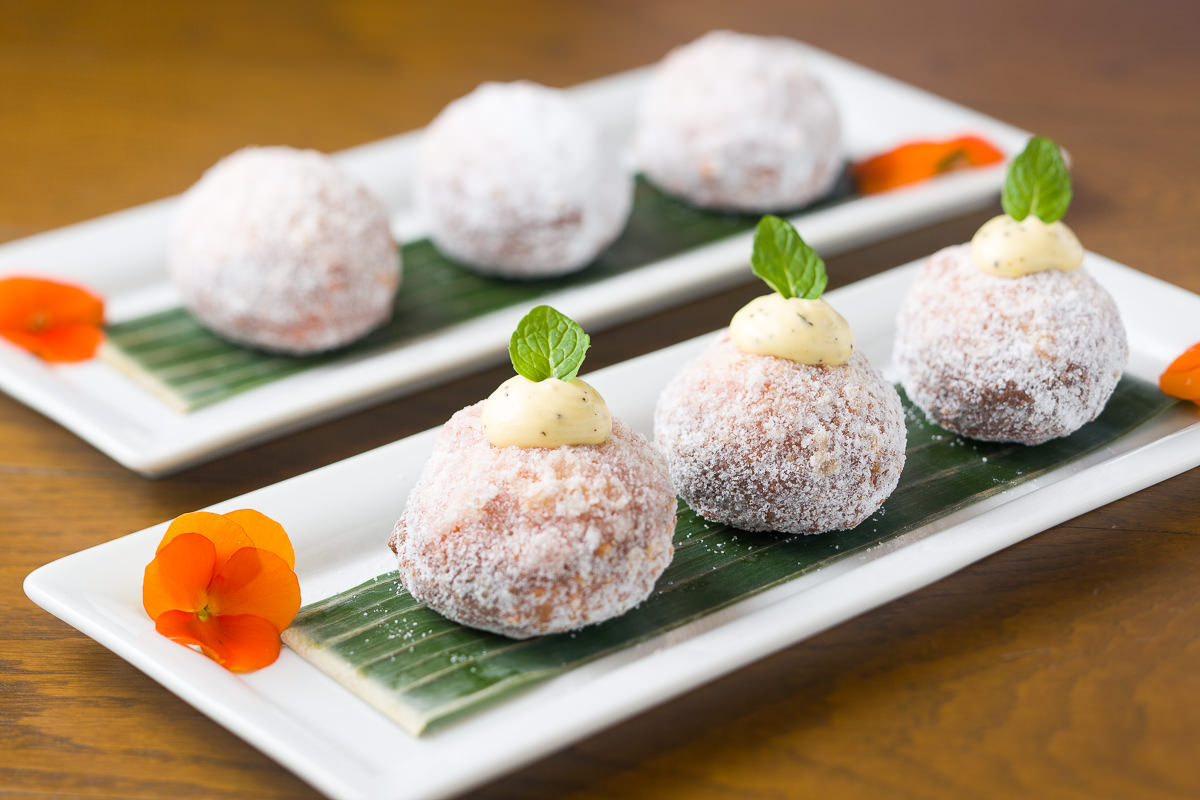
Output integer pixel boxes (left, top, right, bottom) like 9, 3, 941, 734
2, 1, 1197, 797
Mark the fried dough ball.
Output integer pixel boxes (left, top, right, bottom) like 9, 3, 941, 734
416, 81, 633, 278
168, 146, 400, 355
892, 244, 1127, 444
654, 333, 906, 534
389, 406, 677, 639
635, 30, 842, 212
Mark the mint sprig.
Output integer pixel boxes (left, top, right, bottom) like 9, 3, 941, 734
750, 215, 827, 300
1001, 136, 1072, 223
508, 305, 590, 382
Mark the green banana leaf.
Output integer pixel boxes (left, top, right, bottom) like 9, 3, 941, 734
282, 377, 1178, 735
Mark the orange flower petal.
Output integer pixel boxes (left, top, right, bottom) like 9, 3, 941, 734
961, 136, 1005, 163
0, 277, 104, 329
1160, 343, 1200, 402
0, 323, 104, 362
1160, 370, 1200, 401
208, 546, 301, 631
145, 508, 299, 672
852, 135, 1005, 194
143, 532, 216, 620
158, 511, 254, 567
221, 509, 295, 570
154, 610, 283, 672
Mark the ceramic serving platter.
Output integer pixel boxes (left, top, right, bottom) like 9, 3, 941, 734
25, 252, 1200, 800
0, 43, 1030, 475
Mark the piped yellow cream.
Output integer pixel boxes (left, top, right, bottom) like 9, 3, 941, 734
481, 376, 612, 448
730, 293, 854, 365
970, 214, 1083, 278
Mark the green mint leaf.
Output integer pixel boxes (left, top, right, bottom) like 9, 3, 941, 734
1001, 136, 1072, 223
508, 305, 590, 382
750, 215, 827, 300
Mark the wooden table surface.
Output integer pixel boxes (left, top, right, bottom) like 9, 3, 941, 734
2, 1, 1198, 797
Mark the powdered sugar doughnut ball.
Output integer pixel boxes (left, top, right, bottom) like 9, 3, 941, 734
389, 406, 676, 639
416, 81, 633, 278
654, 333, 906, 534
635, 31, 842, 212
168, 146, 400, 355
893, 244, 1127, 445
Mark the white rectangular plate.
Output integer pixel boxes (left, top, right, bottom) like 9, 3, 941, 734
0, 43, 1031, 475
25, 252, 1200, 800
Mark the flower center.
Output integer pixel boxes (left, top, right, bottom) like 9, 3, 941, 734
197, 605, 212, 622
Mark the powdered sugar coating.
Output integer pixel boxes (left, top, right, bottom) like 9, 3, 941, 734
390, 406, 676, 639
416, 81, 633, 278
893, 244, 1128, 445
634, 31, 842, 212
168, 146, 400, 354
653, 334, 906, 534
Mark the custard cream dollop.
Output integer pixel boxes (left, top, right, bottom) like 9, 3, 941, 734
730, 293, 854, 366
970, 214, 1084, 278
481, 376, 612, 448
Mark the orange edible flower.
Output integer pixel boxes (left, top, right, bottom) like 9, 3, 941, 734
143, 509, 300, 672
851, 135, 1006, 195
1160, 342, 1200, 403
0, 276, 105, 361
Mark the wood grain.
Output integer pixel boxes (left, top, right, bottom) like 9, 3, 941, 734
1, 1, 1198, 798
